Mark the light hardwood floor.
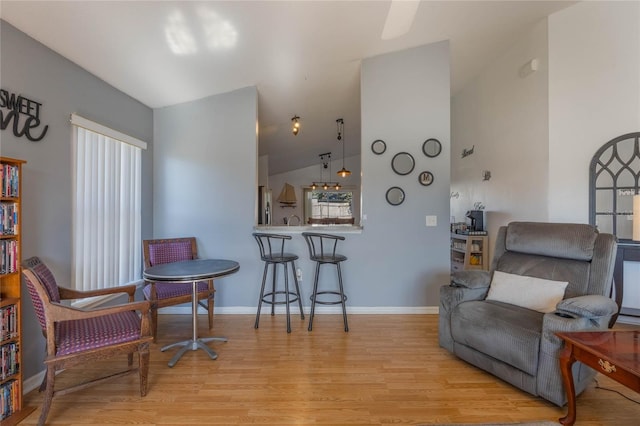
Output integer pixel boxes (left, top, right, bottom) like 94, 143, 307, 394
22, 314, 639, 425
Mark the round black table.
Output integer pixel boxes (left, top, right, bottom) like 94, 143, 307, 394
143, 259, 240, 367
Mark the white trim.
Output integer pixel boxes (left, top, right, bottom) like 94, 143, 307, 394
23, 369, 47, 394
70, 113, 147, 150
617, 315, 640, 326
159, 306, 439, 315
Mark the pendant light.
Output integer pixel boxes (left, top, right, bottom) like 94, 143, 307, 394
336, 118, 351, 177
327, 152, 341, 190
323, 153, 331, 190
310, 152, 341, 190
292, 115, 300, 135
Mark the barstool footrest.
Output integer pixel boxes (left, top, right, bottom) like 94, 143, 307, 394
310, 290, 348, 305
262, 290, 301, 305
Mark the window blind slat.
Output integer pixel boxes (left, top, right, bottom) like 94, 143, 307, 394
72, 124, 142, 291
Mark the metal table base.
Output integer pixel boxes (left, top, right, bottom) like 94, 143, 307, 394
143, 259, 239, 368
160, 279, 227, 367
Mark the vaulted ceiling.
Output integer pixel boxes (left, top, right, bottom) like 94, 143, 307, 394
1, 1, 574, 174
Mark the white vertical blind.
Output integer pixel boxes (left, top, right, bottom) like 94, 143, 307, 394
72, 122, 144, 291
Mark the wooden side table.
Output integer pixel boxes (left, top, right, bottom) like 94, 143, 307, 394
557, 331, 640, 426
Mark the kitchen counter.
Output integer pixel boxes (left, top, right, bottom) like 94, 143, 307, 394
254, 225, 363, 234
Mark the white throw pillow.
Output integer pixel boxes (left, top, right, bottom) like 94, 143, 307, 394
486, 270, 568, 313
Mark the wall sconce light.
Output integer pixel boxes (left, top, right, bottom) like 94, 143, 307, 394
633, 194, 640, 241
519, 58, 539, 78
292, 115, 300, 135
336, 118, 351, 177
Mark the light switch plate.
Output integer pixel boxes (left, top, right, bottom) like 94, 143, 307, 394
426, 215, 437, 227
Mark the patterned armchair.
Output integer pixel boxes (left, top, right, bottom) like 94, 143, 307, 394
22, 256, 152, 425
142, 237, 215, 341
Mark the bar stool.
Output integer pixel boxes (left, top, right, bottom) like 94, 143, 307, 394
253, 233, 304, 333
302, 232, 349, 332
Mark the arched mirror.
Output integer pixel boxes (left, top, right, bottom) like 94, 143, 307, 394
422, 138, 442, 158
386, 186, 405, 206
391, 152, 415, 175
589, 132, 640, 239
371, 139, 386, 155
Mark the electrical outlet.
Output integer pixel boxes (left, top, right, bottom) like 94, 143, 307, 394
426, 215, 437, 227
296, 268, 302, 281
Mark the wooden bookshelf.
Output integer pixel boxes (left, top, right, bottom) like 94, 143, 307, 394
0, 157, 35, 424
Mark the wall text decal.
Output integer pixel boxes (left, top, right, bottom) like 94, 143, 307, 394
0, 88, 49, 141
461, 145, 474, 158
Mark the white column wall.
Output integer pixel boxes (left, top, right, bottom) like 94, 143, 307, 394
548, 1, 640, 314
451, 20, 550, 260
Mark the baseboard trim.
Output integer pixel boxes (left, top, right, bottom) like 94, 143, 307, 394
23, 369, 46, 394
616, 314, 640, 325
159, 306, 440, 315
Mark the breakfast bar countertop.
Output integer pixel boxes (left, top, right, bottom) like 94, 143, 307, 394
254, 225, 363, 234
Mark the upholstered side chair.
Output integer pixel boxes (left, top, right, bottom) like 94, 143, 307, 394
22, 256, 152, 426
142, 237, 215, 341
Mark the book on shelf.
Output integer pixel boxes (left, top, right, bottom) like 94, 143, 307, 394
0, 202, 18, 235
0, 379, 19, 420
1, 342, 19, 380
0, 240, 18, 274
1, 164, 19, 198
1, 305, 18, 340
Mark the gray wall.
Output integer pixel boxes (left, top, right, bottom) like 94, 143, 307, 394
0, 21, 153, 380
357, 42, 451, 307
152, 87, 260, 307
152, 42, 451, 311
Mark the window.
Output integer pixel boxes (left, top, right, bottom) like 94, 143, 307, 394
71, 114, 147, 291
303, 188, 355, 225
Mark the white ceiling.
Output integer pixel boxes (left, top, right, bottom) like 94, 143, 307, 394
0, 1, 574, 174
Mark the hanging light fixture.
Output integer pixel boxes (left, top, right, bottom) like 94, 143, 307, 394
336, 118, 351, 177
323, 153, 331, 189
291, 115, 300, 135
327, 153, 341, 190
310, 152, 341, 190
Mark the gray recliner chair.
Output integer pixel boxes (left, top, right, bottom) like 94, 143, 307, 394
439, 222, 618, 406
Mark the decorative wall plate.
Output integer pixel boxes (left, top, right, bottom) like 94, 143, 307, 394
422, 138, 442, 158
386, 186, 405, 206
419, 171, 434, 186
391, 152, 415, 175
371, 139, 386, 155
